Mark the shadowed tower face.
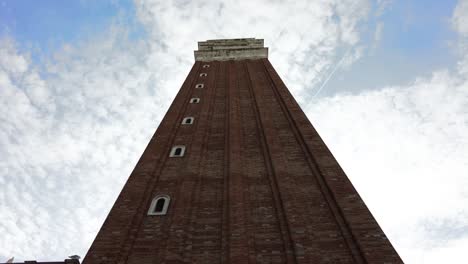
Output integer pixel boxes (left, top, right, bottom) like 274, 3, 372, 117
83, 38, 402, 264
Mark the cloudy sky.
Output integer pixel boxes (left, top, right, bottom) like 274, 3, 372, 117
1, 0, 467, 262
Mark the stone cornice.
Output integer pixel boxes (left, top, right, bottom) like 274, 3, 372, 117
194, 38, 268, 61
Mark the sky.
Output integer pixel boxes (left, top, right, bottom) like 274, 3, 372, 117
0, 0, 467, 263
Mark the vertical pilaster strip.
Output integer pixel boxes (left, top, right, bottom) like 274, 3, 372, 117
221, 60, 231, 263
157, 60, 217, 262
191, 62, 222, 263
244, 60, 298, 263
187, 60, 220, 262
260, 59, 365, 263
225, 60, 251, 263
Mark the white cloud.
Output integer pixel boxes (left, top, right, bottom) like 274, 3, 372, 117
0, 39, 29, 75
373, 21, 384, 47
453, 0, 468, 75
1, 0, 468, 263
134, 0, 370, 101
341, 45, 364, 68
306, 70, 468, 263
452, 0, 468, 36
0, 29, 167, 260
376, 0, 393, 17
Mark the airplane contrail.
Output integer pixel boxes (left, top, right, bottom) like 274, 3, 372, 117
312, 48, 351, 98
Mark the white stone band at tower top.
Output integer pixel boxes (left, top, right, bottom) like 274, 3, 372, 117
194, 38, 268, 61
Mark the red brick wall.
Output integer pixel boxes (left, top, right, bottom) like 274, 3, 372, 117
83, 59, 402, 264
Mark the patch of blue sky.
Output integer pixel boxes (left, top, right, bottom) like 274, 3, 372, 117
320, 0, 460, 97
0, 0, 145, 63
381, 0, 458, 61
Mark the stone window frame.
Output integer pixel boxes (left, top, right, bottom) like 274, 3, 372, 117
147, 195, 170, 216
190, 98, 200, 104
195, 83, 204, 89
182, 117, 194, 125
169, 145, 186, 157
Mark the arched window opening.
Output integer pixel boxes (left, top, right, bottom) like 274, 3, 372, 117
195, 83, 204, 89
182, 117, 194, 125
147, 195, 170, 215
203, 64, 210, 68
190, 98, 200, 104
200, 73, 207, 77
170, 145, 186, 157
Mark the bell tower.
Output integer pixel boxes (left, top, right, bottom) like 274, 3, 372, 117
83, 38, 402, 263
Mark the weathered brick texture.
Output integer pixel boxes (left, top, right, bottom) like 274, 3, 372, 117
83, 42, 402, 264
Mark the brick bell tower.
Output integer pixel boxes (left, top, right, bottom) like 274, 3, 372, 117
83, 38, 403, 264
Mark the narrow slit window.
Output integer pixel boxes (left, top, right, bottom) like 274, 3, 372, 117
203, 64, 210, 68
147, 195, 170, 215
195, 83, 204, 89
182, 117, 194, 125
199, 73, 207, 77
170, 145, 186, 157
190, 98, 200, 104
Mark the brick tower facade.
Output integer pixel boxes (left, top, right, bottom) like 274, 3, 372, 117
83, 38, 403, 264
